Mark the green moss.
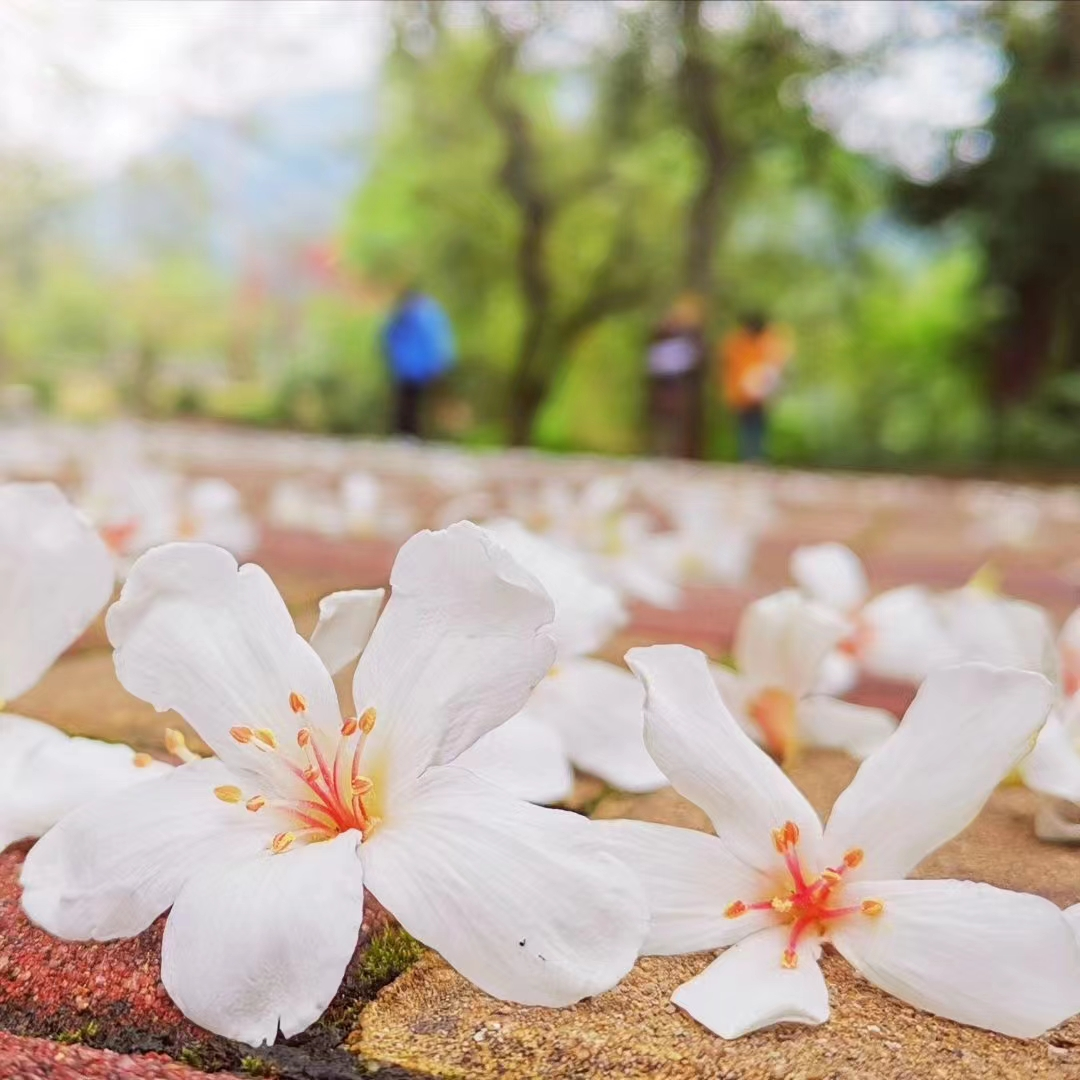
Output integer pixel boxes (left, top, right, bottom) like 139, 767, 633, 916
56, 1019, 101, 1045
239, 1055, 278, 1077
178, 1048, 204, 1070
355, 927, 426, 997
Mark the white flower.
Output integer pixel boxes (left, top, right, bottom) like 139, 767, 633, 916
711, 590, 898, 763
456, 521, 666, 801
81, 430, 257, 562
653, 479, 771, 588
598, 646, 1080, 1039
183, 479, 259, 558
0, 482, 171, 850
21, 525, 647, 1046
529, 477, 683, 609
930, 585, 1080, 841
340, 472, 415, 540
790, 542, 956, 693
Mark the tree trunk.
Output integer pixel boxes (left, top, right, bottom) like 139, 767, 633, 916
679, 0, 727, 298
480, 23, 554, 446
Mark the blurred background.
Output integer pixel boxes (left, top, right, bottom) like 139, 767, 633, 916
1, 0, 1078, 473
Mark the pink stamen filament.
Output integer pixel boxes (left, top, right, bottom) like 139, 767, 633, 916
726, 824, 878, 967
230, 698, 380, 846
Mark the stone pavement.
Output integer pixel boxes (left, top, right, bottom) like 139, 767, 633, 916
5, 436, 1080, 1078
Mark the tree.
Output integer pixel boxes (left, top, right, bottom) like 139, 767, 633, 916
901, 1, 1080, 428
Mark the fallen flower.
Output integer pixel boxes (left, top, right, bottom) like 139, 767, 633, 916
0, 482, 170, 852
21, 525, 647, 1046
457, 520, 665, 802
711, 590, 897, 763
790, 542, 957, 693
598, 646, 1080, 1039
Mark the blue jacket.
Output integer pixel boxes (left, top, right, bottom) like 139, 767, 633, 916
382, 295, 456, 384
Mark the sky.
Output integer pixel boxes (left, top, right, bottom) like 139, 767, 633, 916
0, 0, 388, 179
0, 0, 1009, 184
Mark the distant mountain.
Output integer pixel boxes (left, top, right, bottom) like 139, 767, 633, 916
66, 88, 372, 279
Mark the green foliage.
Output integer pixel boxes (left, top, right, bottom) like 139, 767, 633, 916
9, 0, 1080, 469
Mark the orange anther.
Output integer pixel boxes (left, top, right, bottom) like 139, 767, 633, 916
341, 716, 359, 737
781, 949, 799, 970
271, 832, 295, 854
132, 752, 153, 769
230, 726, 254, 744
254, 728, 278, 749
773, 820, 800, 853
246, 796, 267, 813
860, 899, 884, 917
359, 707, 376, 734
821, 869, 842, 885
724, 900, 748, 919
303, 765, 319, 783
214, 785, 243, 804
352, 776, 374, 795
843, 848, 864, 869
289, 692, 308, 714
297, 728, 312, 748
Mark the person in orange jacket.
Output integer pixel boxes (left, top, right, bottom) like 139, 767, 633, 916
719, 313, 792, 461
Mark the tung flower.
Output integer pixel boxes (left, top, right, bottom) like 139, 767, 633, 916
0, 482, 171, 851
457, 520, 665, 802
20, 524, 647, 1046
711, 590, 897, 763
598, 646, 1080, 1039
790, 542, 957, 693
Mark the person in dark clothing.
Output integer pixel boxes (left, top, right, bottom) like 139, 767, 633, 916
645, 294, 706, 458
382, 290, 456, 438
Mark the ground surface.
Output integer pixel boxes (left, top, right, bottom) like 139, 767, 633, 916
4, 425, 1080, 1078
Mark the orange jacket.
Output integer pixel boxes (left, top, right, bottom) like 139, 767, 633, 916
719, 327, 791, 409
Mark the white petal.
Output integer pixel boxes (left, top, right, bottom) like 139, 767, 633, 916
833, 878, 1080, 1038
354, 523, 556, 803
823, 664, 1055, 880
454, 712, 574, 805
0, 483, 114, 702
797, 697, 897, 760
530, 659, 667, 793
812, 650, 860, 697
1020, 710, 1080, 803
107, 543, 342, 772
937, 590, 1059, 682
0, 714, 170, 851
20, 758, 273, 940
790, 542, 868, 614
591, 819, 771, 954
361, 766, 647, 1007
481, 519, 627, 660
860, 586, 957, 683
162, 830, 365, 1046
734, 590, 848, 697
308, 589, 385, 676
1034, 796, 1080, 844
626, 645, 824, 876
672, 927, 829, 1039
1066, 903, 1080, 938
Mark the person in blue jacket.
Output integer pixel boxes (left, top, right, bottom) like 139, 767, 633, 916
381, 289, 456, 437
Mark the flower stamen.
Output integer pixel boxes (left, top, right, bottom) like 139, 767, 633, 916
726, 824, 887, 969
